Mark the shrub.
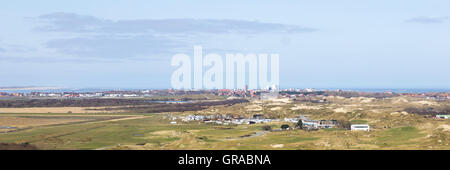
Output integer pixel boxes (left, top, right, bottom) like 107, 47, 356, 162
262, 125, 272, 131
281, 124, 290, 130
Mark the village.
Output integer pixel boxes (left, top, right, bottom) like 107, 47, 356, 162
166, 113, 373, 131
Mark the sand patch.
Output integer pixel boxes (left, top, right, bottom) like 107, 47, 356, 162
245, 105, 263, 112
270, 107, 282, 111
370, 109, 381, 113
334, 107, 351, 113
291, 105, 321, 110
270, 144, 284, 148
151, 130, 179, 136
392, 98, 409, 104
413, 101, 438, 106
436, 125, 450, 132
390, 111, 409, 116
360, 97, 376, 103
267, 98, 292, 105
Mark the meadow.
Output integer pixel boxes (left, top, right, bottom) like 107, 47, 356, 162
0, 96, 449, 150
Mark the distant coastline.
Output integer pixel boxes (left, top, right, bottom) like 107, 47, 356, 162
0, 87, 448, 94
0, 86, 63, 91
317, 88, 450, 93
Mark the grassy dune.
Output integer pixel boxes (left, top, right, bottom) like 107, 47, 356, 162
0, 96, 449, 150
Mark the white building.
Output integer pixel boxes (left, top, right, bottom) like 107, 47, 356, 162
436, 115, 450, 119
351, 124, 370, 131
123, 94, 138, 97
260, 92, 278, 100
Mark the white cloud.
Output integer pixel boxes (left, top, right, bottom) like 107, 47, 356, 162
35, 12, 316, 34
406, 16, 449, 24
33, 12, 316, 60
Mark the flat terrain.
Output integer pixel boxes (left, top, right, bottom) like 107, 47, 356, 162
0, 106, 121, 114
0, 96, 449, 150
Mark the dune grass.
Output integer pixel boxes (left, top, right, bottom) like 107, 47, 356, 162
376, 126, 425, 147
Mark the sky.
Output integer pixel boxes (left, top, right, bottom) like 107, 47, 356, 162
0, 0, 449, 89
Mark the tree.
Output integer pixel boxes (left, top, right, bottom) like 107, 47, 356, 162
296, 119, 303, 129
337, 120, 351, 130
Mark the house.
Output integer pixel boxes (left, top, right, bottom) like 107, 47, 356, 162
436, 115, 450, 119
318, 120, 337, 129
302, 120, 319, 129
253, 114, 265, 119
284, 118, 299, 123
351, 124, 370, 131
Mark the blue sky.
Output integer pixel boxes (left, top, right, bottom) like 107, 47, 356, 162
0, 0, 449, 89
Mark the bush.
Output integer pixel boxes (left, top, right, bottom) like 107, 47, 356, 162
337, 120, 351, 129
262, 125, 272, 131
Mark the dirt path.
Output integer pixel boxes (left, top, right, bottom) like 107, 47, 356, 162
84, 115, 146, 124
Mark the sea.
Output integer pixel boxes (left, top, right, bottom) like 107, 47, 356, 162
0, 88, 134, 94
319, 88, 450, 93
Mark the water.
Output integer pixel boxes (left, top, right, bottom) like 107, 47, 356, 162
0, 88, 139, 93
328, 88, 450, 93
0, 126, 17, 129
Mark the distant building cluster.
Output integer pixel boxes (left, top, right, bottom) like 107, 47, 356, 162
173, 114, 275, 125
168, 114, 344, 131
0, 90, 187, 98
301, 119, 338, 130
0, 88, 448, 101
435, 115, 450, 119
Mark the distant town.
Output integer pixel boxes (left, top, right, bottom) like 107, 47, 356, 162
0, 87, 448, 101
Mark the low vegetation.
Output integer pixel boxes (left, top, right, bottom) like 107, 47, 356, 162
0, 95, 448, 150
0, 143, 38, 150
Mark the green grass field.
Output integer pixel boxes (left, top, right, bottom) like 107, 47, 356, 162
376, 126, 425, 148
1, 112, 447, 150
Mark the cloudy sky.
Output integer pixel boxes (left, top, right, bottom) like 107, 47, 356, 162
0, 0, 449, 89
